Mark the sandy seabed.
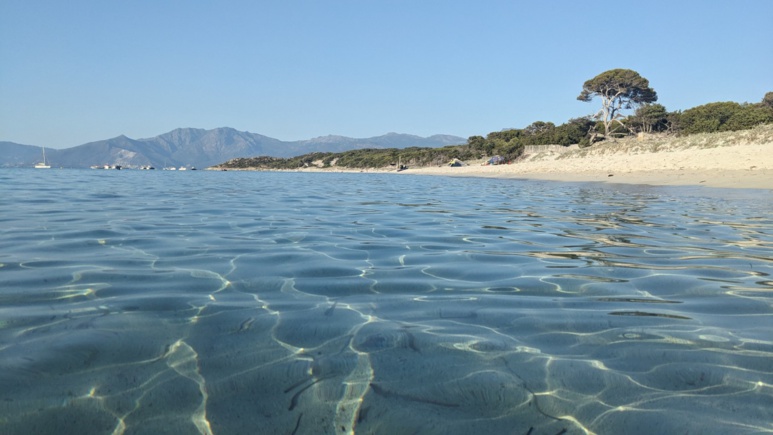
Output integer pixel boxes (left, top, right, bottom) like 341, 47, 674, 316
402, 134, 773, 190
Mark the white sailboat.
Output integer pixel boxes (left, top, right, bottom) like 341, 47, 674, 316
34, 147, 51, 169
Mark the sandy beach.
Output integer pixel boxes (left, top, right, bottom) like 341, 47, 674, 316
402, 126, 773, 189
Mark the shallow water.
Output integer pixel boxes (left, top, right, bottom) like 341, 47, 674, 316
1, 169, 772, 434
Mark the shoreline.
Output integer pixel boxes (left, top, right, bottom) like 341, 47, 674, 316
223, 164, 772, 189
215, 126, 773, 190
402, 166, 773, 189
402, 129, 773, 189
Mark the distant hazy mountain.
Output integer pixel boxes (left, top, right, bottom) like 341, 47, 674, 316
0, 128, 465, 169
296, 132, 465, 153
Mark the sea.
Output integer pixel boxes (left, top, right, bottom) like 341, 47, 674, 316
1, 168, 771, 435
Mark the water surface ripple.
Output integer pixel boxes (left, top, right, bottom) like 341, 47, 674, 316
1, 169, 772, 434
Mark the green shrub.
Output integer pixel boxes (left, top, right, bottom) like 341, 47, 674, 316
722, 105, 773, 131
678, 102, 743, 134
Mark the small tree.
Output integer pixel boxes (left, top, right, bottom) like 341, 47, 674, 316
632, 103, 668, 134
578, 69, 658, 139
762, 92, 773, 108
556, 117, 595, 146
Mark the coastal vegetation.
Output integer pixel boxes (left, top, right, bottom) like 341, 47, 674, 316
551, 122, 773, 160
216, 69, 773, 171
217, 118, 598, 170
677, 101, 773, 135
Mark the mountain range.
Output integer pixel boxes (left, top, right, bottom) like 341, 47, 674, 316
0, 128, 466, 169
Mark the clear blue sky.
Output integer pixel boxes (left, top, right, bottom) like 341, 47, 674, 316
2, 0, 772, 149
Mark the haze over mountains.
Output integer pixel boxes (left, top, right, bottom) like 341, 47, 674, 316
0, 128, 465, 169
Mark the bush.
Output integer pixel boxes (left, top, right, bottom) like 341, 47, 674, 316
722, 105, 773, 132
677, 102, 743, 135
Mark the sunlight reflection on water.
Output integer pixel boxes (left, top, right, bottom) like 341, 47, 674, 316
0, 169, 771, 434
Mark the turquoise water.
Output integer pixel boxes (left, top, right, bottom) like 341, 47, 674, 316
1, 169, 771, 434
